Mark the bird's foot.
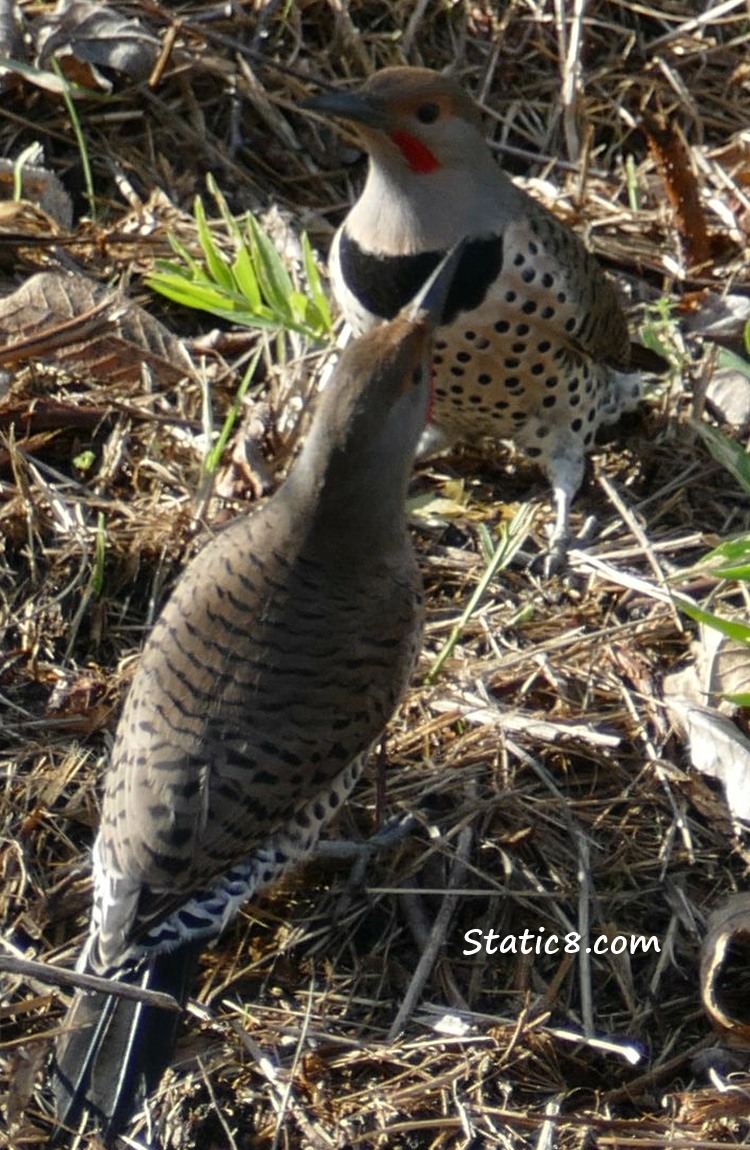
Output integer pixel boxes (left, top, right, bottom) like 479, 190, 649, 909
318, 815, 418, 921
317, 813, 418, 863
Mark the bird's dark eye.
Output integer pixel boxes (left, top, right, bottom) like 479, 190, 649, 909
416, 102, 440, 124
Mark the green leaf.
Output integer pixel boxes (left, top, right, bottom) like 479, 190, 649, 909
427, 503, 537, 682
723, 692, 750, 707
231, 244, 263, 311
73, 449, 96, 472
195, 197, 234, 292
678, 599, 750, 646
691, 418, 750, 497
698, 535, 750, 581
288, 290, 321, 327
302, 232, 333, 331
246, 214, 294, 317
717, 345, 750, 382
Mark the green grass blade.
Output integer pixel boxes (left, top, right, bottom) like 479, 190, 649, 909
427, 503, 537, 683
91, 512, 107, 598
231, 243, 263, 310
302, 232, 333, 333
677, 599, 750, 646
195, 197, 234, 291
246, 214, 294, 319
717, 346, 750, 381
697, 535, 750, 581
691, 418, 750, 497
50, 56, 96, 221
203, 343, 264, 478
207, 173, 243, 239
145, 271, 278, 326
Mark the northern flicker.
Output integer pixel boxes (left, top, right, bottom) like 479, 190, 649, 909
51, 249, 461, 1142
303, 67, 667, 564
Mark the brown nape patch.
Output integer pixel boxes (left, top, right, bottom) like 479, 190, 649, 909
330, 316, 423, 406
352, 315, 429, 397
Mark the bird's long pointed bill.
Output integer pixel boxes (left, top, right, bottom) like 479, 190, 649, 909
404, 240, 466, 328
301, 89, 387, 129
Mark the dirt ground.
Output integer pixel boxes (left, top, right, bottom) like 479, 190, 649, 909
2, 2, 750, 1147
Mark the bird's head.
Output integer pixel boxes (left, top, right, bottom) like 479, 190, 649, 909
292, 243, 465, 536
318, 241, 465, 457
303, 66, 485, 177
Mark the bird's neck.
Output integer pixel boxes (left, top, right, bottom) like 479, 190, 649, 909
284, 423, 411, 558
349, 149, 510, 253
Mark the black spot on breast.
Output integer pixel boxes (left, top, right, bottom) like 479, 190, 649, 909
338, 231, 504, 325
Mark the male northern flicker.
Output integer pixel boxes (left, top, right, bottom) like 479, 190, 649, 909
51, 249, 461, 1142
303, 67, 666, 563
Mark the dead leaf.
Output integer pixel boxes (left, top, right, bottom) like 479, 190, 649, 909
712, 130, 750, 191
700, 893, 750, 1043
706, 366, 750, 432
703, 624, 750, 702
665, 695, 750, 823
0, 270, 194, 387
45, 667, 114, 733
0, 198, 69, 273
644, 114, 712, 270
4, 1041, 49, 1134
664, 621, 750, 712
679, 290, 750, 349
36, 0, 160, 92
0, 157, 73, 228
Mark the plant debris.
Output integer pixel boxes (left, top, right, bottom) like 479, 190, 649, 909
3, 2, 750, 1147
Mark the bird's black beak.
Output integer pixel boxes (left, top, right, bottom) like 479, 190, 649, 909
404, 241, 466, 330
301, 88, 389, 130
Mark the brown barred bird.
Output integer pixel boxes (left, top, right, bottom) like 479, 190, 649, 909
51, 248, 462, 1142
304, 67, 666, 566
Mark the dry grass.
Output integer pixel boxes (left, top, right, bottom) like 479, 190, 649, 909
2, 1, 750, 1147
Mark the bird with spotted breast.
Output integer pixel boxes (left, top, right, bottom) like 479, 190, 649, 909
303, 67, 667, 566
51, 246, 462, 1143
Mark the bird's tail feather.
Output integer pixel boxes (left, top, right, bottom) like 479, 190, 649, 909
628, 341, 670, 375
52, 943, 201, 1143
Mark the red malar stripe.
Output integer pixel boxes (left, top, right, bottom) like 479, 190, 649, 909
392, 131, 440, 174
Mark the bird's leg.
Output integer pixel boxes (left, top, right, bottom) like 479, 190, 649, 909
542, 444, 585, 577
607, 370, 643, 420
545, 481, 573, 577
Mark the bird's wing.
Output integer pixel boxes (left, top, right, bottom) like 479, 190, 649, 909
94, 509, 421, 961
